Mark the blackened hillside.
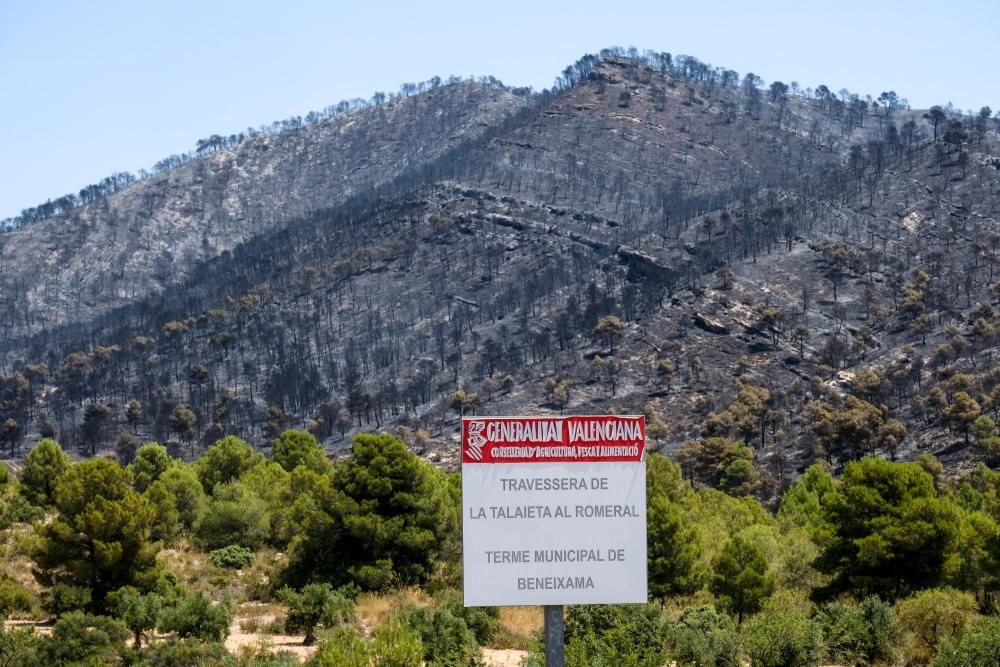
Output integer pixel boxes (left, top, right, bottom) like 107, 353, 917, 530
2, 49, 999, 499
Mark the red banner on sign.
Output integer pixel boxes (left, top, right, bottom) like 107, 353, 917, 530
462, 416, 645, 464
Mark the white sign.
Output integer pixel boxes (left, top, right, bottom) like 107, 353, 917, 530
462, 416, 647, 606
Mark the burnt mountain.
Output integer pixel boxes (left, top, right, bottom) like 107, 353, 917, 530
0, 81, 529, 336
2, 49, 999, 498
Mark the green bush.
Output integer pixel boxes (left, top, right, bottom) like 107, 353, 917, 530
648, 492, 703, 598
145, 478, 182, 544
194, 481, 270, 550
227, 654, 301, 667
280, 583, 355, 645
272, 429, 331, 474
0, 624, 39, 664
0, 470, 42, 529
140, 637, 228, 665
405, 605, 480, 666
149, 570, 186, 605
562, 604, 668, 667
931, 615, 1000, 666
194, 435, 265, 492
372, 621, 423, 667
310, 627, 371, 667
158, 465, 207, 529
742, 597, 824, 667
113, 588, 162, 648
210, 544, 255, 569
858, 595, 898, 666
816, 601, 868, 665
0, 575, 32, 619
667, 605, 740, 667
37, 611, 128, 665
777, 464, 836, 542
816, 596, 896, 666
435, 590, 499, 645
895, 588, 977, 665
157, 590, 235, 642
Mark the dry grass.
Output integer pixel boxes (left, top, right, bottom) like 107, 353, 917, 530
355, 586, 431, 635
0, 524, 45, 618
236, 601, 285, 634
225, 601, 316, 662
238, 547, 287, 601
490, 606, 543, 649
157, 538, 216, 593
1, 529, 39, 587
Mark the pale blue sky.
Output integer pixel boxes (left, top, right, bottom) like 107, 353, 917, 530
2, 0, 998, 220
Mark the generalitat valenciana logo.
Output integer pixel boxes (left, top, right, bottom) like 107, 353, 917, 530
466, 421, 487, 460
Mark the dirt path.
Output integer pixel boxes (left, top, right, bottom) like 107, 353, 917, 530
225, 606, 317, 662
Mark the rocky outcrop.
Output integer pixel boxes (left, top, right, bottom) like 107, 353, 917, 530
693, 313, 729, 335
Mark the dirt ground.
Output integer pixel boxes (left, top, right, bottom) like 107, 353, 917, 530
483, 648, 529, 666
224, 626, 317, 662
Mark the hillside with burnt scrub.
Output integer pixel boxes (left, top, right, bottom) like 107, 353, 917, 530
1, 48, 999, 498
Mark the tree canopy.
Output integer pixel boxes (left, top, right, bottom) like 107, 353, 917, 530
815, 458, 959, 599
32, 458, 159, 611
20, 438, 69, 506
285, 433, 458, 589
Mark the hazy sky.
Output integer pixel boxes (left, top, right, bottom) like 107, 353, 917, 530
2, 0, 998, 220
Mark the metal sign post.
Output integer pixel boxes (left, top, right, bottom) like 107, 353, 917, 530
544, 605, 565, 667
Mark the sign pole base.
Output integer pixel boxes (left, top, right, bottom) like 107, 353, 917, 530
544, 605, 564, 667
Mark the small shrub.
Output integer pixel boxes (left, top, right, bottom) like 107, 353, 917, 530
113, 589, 162, 648
436, 590, 500, 645
140, 638, 228, 665
667, 604, 740, 667
263, 617, 287, 634
312, 627, 371, 667
242, 547, 286, 601
157, 590, 235, 641
240, 615, 263, 635
895, 588, 977, 665
490, 606, 541, 650
280, 583, 355, 645
817, 596, 897, 666
405, 605, 480, 666
236, 602, 285, 636
932, 615, 1000, 666
816, 601, 866, 665
0, 575, 33, 618
562, 604, 668, 667
372, 621, 423, 667
742, 597, 824, 667
210, 544, 255, 569
210, 573, 232, 588
0, 625, 38, 663
194, 482, 270, 551
37, 611, 129, 665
